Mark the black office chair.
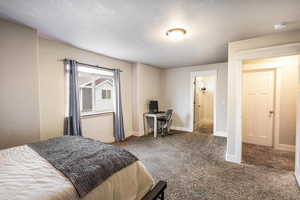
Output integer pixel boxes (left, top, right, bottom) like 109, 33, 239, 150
157, 109, 173, 136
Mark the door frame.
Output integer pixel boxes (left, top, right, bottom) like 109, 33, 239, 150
191, 70, 217, 135
227, 42, 300, 185
243, 63, 297, 152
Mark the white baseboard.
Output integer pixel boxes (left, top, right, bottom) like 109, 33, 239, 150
214, 131, 228, 138
295, 167, 300, 186
171, 126, 193, 132
226, 153, 241, 164
276, 144, 295, 152
132, 126, 193, 136
128, 130, 144, 137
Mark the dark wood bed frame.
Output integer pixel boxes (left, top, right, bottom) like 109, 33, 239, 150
142, 181, 167, 200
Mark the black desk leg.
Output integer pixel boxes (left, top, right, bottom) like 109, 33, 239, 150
159, 191, 164, 200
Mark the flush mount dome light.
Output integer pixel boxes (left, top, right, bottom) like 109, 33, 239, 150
166, 28, 186, 40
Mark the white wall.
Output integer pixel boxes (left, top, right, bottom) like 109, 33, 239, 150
132, 63, 162, 135
0, 19, 40, 149
243, 56, 299, 146
161, 63, 228, 133
38, 38, 134, 142
227, 30, 300, 160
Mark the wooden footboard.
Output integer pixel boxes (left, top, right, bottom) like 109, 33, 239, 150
142, 181, 167, 200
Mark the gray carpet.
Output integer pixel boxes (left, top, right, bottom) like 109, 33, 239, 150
117, 132, 300, 200
243, 143, 295, 171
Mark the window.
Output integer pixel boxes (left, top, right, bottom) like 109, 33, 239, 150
102, 89, 111, 99
81, 87, 93, 112
78, 65, 114, 115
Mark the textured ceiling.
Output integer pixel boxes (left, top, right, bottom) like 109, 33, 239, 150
0, 0, 300, 68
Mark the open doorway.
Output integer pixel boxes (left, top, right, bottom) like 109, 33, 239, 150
242, 55, 298, 170
193, 72, 216, 135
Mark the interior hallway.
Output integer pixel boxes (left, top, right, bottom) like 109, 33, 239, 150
194, 124, 213, 135
194, 75, 215, 136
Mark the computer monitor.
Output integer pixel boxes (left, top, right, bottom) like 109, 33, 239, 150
149, 100, 158, 113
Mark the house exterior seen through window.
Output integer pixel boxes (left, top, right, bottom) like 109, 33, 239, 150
102, 89, 111, 99
78, 65, 114, 115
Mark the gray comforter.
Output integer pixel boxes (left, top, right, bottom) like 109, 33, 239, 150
28, 136, 138, 197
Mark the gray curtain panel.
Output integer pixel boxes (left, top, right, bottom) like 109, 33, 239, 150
64, 60, 82, 136
113, 69, 125, 141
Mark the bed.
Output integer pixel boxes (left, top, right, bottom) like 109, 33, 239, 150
0, 136, 166, 200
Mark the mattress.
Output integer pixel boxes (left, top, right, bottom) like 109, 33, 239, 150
0, 145, 154, 200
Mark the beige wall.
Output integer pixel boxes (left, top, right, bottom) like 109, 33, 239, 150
280, 58, 299, 145
132, 63, 162, 135
0, 19, 40, 149
161, 63, 228, 133
38, 38, 134, 141
227, 30, 300, 157
132, 63, 139, 133
81, 113, 114, 143
243, 56, 299, 146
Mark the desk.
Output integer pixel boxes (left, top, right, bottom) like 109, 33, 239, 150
143, 112, 166, 138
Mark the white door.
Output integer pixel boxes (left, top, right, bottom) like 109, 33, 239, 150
243, 70, 275, 146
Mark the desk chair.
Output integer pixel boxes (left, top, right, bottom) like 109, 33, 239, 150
157, 109, 173, 136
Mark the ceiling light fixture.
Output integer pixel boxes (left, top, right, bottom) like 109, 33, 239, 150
166, 28, 186, 40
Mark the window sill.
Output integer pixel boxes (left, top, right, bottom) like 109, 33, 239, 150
81, 111, 114, 118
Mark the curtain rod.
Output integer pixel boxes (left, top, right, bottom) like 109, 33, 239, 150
63, 59, 123, 72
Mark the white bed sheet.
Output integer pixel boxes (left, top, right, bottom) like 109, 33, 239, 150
0, 145, 154, 200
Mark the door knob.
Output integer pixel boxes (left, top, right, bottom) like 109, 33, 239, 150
269, 110, 274, 114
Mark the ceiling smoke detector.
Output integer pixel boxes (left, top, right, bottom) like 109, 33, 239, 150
274, 23, 287, 30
